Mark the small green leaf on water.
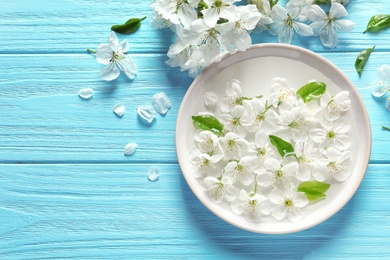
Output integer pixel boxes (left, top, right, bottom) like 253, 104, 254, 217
364, 14, 390, 33
298, 181, 330, 201
269, 135, 295, 157
111, 16, 146, 34
296, 82, 326, 102
192, 115, 223, 136
355, 45, 375, 76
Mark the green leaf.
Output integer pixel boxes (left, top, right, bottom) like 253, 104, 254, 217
192, 115, 223, 136
364, 14, 390, 33
382, 126, 390, 131
296, 82, 326, 102
269, 135, 295, 157
313, 0, 330, 4
298, 181, 331, 201
111, 16, 146, 34
355, 46, 375, 76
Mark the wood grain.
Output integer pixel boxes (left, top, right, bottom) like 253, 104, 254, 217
0, 164, 389, 259
0, 0, 389, 258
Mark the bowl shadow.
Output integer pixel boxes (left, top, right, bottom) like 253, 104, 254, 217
180, 176, 356, 259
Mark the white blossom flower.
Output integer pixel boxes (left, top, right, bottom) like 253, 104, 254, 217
231, 189, 272, 222
191, 151, 223, 178
313, 147, 350, 182
224, 156, 259, 185
204, 176, 238, 203
248, 0, 271, 16
201, 0, 239, 28
269, 185, 309, 222
308, 3, 355, 48
221, 79, 243, 113
225, 5, 261, 52
241, 98, 279, 133
248, 131, 280, 164
293, 140, 320, 181
194, 130, 221, 153
257, 158, 299, 187
310, 117, 351, 151
270, 77, 297, 109
151, 0, 198, 27
371, 64, 390, 98
268, 2, 313, 44
96, 32, 137, 81
166, 39, 205, 78
276, 106, 316, 142
219, 132, 249, 160
150, 10, 173, 29
320, 91, 351, 121
181, 18, 231, 68
220, 105, 248, 138
248, 0, 273, 32
289, 0, 315, 21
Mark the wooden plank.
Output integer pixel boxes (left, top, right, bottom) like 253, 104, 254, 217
0, 163, 388, 259
0, 0, 389, 54
0, 52, 388, 163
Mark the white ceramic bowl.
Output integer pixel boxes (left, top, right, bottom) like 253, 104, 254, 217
176, 44, 371, 234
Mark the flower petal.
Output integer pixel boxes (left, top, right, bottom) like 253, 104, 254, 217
320, 26, 338, 48
329, 3, 348, 19
100, 62, 120, 81
117, 57, 137, 79
96, 44, 113, 65
335, 19, 355, 32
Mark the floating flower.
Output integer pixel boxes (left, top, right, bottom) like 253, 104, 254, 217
313, 147, 350, 182
220, 106, 248, 138
194, 130, 221, 154
219, 132, 249, 160
268, 2, 313, 44
320, 91, 351, 121
248, 131, 280, 164
293, 140, 320, 181
310, 117, 351, 151
96, 32, 137, 81
191, 151, 223, 179
220, 79, 243, 113
276, 106, 316, 142
204, 176, 238, 203
270, 77, 297, 109
224, 156, 259, 185
257, 158, 299, 187
308, 3, 355, 48
231, 189, 272, 222
241, 98, 279, 133
269, 185, 309, 222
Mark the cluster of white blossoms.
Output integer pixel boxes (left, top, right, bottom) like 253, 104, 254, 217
151, 0, 355, 77
190, 78, 351, 222
371, 64, 390, 111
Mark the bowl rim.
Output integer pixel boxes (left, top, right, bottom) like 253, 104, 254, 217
175, 43, 372, 234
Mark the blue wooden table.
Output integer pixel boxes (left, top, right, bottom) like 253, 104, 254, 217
1, 0, 389, 259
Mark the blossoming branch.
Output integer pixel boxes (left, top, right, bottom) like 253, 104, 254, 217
151, 0, 355, 77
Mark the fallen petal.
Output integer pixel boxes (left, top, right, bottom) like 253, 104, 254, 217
113, 104, 125, 117
153, 92, 172, 115
78, 88, 94, 99
204, 91, 218, 110
137, 104, 157, 123
148, 166, 160, 181
124, 143, 137, 156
